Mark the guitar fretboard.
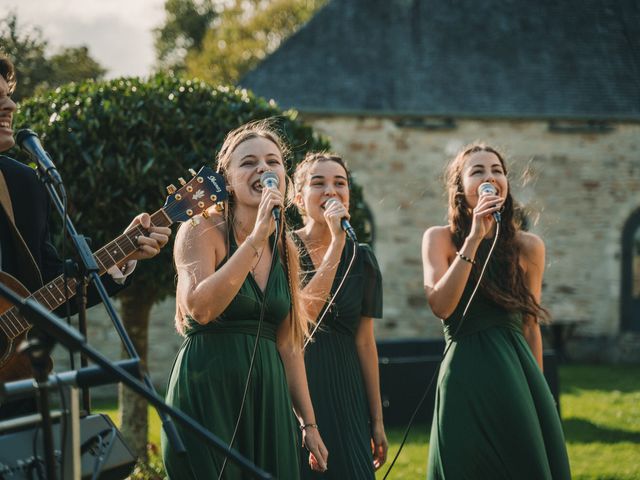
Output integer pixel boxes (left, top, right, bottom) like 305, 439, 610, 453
0, 209, 171, 340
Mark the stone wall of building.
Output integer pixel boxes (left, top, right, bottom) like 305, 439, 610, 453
55, 116, 640, 390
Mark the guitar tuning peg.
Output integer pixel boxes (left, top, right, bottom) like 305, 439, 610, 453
214, 203, 225, 212
166, 184, 177, 194
189, 168, 197, 177
202, 210, 210, 219
178, 177, 187, 186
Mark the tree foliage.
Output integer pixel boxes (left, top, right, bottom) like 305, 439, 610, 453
46, 47, 106, 88
0, 12, 106, 101
154, 0, 217, 75
154, 0, 327, 84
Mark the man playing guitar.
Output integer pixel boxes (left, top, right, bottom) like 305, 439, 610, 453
0, 54, 171, 419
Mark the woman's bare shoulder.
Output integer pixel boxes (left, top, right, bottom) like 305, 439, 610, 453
175, 210, 227, 253
422, 225, 454, 247
516, 230, 545, 265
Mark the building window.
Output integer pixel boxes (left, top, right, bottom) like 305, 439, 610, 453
621, 208, 640, 332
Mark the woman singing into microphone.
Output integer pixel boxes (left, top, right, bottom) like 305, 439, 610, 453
292, 152, 388, 479
162, 121, 328, 479
422, 144, 570, 479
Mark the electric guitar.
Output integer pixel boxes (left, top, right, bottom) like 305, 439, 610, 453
0, 166, 226, 383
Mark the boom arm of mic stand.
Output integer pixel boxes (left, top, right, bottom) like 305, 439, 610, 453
38, 175, 187, 454
0, 282, 272, 480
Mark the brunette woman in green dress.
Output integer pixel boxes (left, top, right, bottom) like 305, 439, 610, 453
292, 153, 388, 478
422, 144, 571, 479
162, 121, 328, 479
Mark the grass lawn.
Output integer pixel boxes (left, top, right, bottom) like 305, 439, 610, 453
97, 365, 640, 479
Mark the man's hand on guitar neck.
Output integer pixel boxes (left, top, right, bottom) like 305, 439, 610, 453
109, 213, 171, 280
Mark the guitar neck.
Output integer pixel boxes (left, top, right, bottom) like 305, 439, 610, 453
0, 209, 171, 339
92, 209, 171, 276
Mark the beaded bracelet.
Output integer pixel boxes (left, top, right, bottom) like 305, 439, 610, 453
456, 251, 476, 265
300, 423, 319, 431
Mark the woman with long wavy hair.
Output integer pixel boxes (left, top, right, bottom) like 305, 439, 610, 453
422, 144, 570, 479
162, 120, 328, 479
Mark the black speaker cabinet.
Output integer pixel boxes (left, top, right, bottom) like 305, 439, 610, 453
377, 339, 560, 427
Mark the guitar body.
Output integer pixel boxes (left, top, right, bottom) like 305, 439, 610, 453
0, 271, 40, 383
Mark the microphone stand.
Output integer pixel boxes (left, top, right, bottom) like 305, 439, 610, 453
0, 282, 272, 479
18, 327, 58, 479
35, 169, 187, 455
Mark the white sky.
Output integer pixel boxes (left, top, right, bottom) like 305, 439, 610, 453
0, 0, 166, 78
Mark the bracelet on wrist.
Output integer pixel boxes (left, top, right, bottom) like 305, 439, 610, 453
245, 238, 260, 257
456, 251, 476, 265
300, 423, 319, 432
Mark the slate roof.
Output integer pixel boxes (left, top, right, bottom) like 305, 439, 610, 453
240, 0, 640, 120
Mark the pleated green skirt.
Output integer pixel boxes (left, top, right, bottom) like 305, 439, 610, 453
301, 330, 374, 479
161, 323, 300, 480
427, 326, 571, 480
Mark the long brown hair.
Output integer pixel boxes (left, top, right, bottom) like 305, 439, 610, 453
446, 143, 548, 322
214, 119, 312, 348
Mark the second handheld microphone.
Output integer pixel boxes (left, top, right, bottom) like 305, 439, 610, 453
325, 198, 358, 243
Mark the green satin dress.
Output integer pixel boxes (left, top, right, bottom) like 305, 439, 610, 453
427, 248, 571, 479
294, 235, 383, 480
161, 235, 300, 479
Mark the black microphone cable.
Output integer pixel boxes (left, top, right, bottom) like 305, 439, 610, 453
382, 222, 501, 479
218, 218, 282, 480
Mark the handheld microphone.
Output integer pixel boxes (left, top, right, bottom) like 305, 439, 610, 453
16, 129, 63, 187
477, 182, 501, 223
325, 198, 358, 242
259, 171, 281, 221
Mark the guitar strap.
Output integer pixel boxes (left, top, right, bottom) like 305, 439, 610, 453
0, 170, 44, 291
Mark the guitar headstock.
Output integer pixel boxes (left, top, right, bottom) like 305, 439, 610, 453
162, 166, 227, 223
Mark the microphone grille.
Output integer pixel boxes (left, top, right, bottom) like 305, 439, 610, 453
478, 182, 497, 196
260, 171, 280, 188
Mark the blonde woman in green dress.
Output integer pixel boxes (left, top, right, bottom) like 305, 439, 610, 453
162, 121, 328, 479
422, 144, 571, 479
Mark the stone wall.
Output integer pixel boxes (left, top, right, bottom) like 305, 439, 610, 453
55, 116, 640, 389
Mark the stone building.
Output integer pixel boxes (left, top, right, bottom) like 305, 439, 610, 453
239, 0, 640, 361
